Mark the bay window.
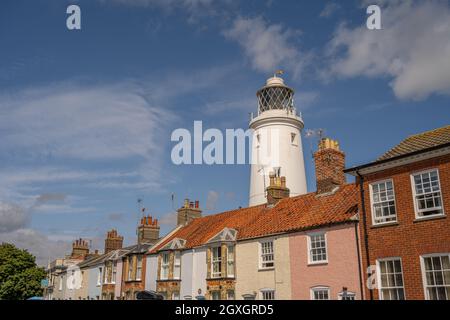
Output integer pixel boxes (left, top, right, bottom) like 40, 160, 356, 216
136, 255, 142, 281
174, 251, 181, 280
161, 253, 170, 280
211, 246, 222, 278
227, 245, 235, 277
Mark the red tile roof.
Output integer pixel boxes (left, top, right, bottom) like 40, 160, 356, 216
150, 183, 358, 253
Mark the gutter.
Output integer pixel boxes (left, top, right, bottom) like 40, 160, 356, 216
357, 171, 373, 300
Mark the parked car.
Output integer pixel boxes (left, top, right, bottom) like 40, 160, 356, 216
135, 290, 164, 300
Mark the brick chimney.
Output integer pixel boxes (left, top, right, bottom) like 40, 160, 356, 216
137, 215, 160, 244
266, 173, 290, 206
314, 138, 346, 195
104, 229, 123, 254
71, 238, 89, 258
177, 199, 202, 226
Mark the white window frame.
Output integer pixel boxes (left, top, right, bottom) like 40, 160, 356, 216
227, 245, 235, 278
112, 262, 116, 284
376, 257, 405, 300
310, 286, 330, 300
260, 289, 275, 300
420, 253, 450, 300
411, 169, 445, 219
259, 240, 275, 270
291, 132, 298, 146
338, 291, 356, 300
97, 267, 102, 286
307, 233, 328, 265
173, 251, 181, 280
160, 252, 170, 280
136, 255, 142, 281
211, 246, 222, 278
369, 179, 398, 225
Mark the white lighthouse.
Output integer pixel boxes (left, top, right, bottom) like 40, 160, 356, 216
249, 72, 307, 206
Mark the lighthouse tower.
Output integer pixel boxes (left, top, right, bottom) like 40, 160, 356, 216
249, 73, 307, 206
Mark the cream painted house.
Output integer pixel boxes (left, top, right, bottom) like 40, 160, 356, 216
235, 235, 291, 300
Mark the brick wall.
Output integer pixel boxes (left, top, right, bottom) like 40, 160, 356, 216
314, 139, 346, 194
359, 154, 450, 300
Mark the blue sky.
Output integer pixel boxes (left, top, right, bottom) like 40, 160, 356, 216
1, 0, 449, 265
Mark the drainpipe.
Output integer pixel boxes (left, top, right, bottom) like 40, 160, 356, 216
357, 171, 373, 300
354, 221, 364, 300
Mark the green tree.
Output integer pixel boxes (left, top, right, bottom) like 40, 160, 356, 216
0, 243, 45, 300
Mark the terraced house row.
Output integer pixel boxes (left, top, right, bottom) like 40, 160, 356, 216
43, 125, 450, 300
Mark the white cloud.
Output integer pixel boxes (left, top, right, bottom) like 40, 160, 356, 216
0, 81, 174, 161
0, 202, 29, 233
224, 17, 309, 78
324, 0, 450, 100
205, 190, 219, 210
320, 2, 340, 18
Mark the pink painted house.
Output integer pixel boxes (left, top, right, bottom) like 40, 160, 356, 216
289, 223, 362, 300
288, 138, 363, 300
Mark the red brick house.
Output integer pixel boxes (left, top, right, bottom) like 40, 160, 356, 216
345, 125, 450, 300
120, 215, 160, 300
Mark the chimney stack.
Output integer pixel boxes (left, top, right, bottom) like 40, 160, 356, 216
104, 229, 124, 254
177, 199, 202, 226
71, 238, 90, 258
266, 172, 290, 206
314, 138, 346, 195
137, 215, 160, 244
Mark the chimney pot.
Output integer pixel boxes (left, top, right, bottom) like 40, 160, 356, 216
266, 176, 290, 205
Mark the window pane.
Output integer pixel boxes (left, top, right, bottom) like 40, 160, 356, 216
413, 171, 442, 217
378, 258, 405, 300
423, 255, 450, 300
424, 257, 433, 271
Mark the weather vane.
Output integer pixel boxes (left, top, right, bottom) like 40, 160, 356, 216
274, 69, 284, 77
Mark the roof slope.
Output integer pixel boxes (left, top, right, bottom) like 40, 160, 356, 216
378, 125, 450, 161
151, 183, 358, 253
